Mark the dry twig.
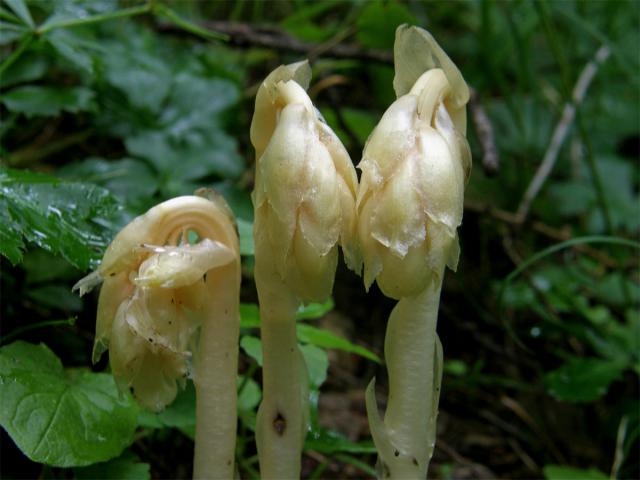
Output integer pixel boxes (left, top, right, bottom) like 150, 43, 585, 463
515, 45, 611, 222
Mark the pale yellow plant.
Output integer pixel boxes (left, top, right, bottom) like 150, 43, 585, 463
75, 193, 240, 479
250, 60, 360, 479
358, 25, 471, 479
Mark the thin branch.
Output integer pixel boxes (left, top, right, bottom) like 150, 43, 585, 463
469, 87, 500, 175
159, 20, 393, 64
515, 45, 611, 222
160, 20, 501, 173
465, 199, 625, 268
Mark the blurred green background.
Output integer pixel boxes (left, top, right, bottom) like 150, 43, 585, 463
1, 1, 638, 479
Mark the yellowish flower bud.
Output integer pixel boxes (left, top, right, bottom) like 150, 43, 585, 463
357, 30, 471, 300
74, 195, 239, 412
250, 61, 360, 303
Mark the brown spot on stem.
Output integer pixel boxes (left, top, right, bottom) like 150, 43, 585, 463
394, 449, 399, 457
412, 457, 419, 466
273, 412, 286, 436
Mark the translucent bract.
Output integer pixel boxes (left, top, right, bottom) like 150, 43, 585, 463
74, 196, 237, 411
357, 26, 472, 300
250, 61, 360, 302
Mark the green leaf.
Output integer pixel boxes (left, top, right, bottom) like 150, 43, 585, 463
1, 85, 94, 117
4, 0, 33, 28
46, 29, 97, 73
103, 44, 172, 114
75, 452, 150, 480
125, 130, 244, 182
238, 375, 261, 412
444, 359, 468, 376
320, 107, 379, 149
0, 341, 139, 467
543, 465, 608, 480
305, 428, 377, 455
239, 303, 260, 328
153, 4, 227, 41
300, 343, 328, 389
162, 73, 239, 134
0, 52, 49, 88
26, 285, 83, 312
297, 324, 381, 363
240, 335, 262, 365
296, 299, 335, 320
356, 0, 416, 49
237, 218, 254, 256
0, 167, 120, 269
0, 21, 27, 45
544, 357, 626, 403
137, 375, 260, 438
58, 157, 158, 207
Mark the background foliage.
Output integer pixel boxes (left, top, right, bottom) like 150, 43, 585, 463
1, 0, 638, 479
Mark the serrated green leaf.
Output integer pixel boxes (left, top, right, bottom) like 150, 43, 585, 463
0, 52, 49, 88
4, 0, 33, 28
75, 452, 150, 480
297, 323, 380, 363
543, 465, 608, 480
125, 130, 244, 183
1, 85, 94, 117
58, 157, 158, 207
0, 206, 25, 264
0, 167, 119, 269
162, 73, 239, 134
0, 21, 26, 45
544, 357, 626, 403
46, 29, 97, 73
0, 341, 139, 467
103, 45, 172, 114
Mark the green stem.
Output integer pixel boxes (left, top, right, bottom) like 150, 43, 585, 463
37, 3, 151, 34
0, 317, 76, 345
0, 33, 33, 78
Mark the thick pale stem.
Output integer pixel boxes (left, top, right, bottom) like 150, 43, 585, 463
193, 262, 240, 479
254, 248, 307, 479
368, 277, 444, 480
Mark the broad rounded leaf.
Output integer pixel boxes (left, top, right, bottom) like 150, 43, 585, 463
1, 86, 95, 117
544, 357, 625, 403
0, 341, 139, 467
75, 452, 150, 480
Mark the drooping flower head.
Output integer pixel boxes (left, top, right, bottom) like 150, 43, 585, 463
250, 61, 360, 302
357, 25, 471, 300
75, 194, 239, 411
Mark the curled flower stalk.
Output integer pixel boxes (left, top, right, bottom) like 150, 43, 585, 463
75, 193, 241, 479
358, 26, 471, 479
250, 60, 359, 478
